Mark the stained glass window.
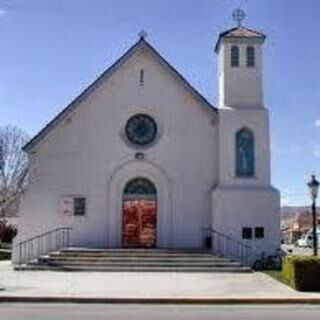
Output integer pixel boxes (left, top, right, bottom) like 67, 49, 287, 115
124, 178, 157, 196
236, 128, 255, 177
125, 114, 157, 147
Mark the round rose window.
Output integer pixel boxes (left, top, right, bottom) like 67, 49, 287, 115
125, 114, 157, 147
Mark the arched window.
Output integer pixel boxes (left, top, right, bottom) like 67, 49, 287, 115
246, 46, 255, 67
124, 177, 157, 196
236, 128, 255, 177
231, 46, 240, 67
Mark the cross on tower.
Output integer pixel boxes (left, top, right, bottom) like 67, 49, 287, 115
232, 8, 246, 27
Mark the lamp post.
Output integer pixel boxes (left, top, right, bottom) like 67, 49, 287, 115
307, 174, 319, 256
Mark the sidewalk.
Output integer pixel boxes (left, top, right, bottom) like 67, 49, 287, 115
0, 261, 320, 303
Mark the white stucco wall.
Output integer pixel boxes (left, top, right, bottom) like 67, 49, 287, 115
217, 107, 271, 186
15, 46, 218, 254
218, 39, 264, 109
212, 185, 281, 260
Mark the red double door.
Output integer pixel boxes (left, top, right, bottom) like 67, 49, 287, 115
122, 200, 157, 248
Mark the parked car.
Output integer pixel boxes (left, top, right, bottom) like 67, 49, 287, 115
296, 228, 320, 247
297, 234, 312, 247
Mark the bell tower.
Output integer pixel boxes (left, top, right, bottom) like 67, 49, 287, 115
215, 10, 271, 186
212, 10, 281, 259
215, 9, 266, 109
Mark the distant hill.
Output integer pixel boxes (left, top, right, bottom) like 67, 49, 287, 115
281, 206, 319, 220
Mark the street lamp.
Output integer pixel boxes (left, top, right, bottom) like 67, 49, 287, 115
307, 174, 319, 256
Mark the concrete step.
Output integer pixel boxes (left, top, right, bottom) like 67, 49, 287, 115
41, 256, 230, 263
60, 248, 211, 254
17, 248, 251, 273
56, 251, 217, 257
15, 264, 251, 273
42, 260, 242, 268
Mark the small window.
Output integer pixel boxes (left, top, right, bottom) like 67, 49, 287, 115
139, 69, 144, 86
74, 198, 86, 216
255, 227, 264, 239
231, 46, 239, 67
242, 227, 252, 240
247, 46, 255, 67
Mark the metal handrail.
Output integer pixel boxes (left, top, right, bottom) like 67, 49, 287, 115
202, 227, 252, 266
14, 227, 72, 265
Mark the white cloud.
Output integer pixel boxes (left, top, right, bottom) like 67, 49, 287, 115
315, 119, 320, 128
279, 187, 308, 206
272, 143, 304, 157
280, 187, 293, 206
0, 9, 7, 16
314, 145, 320, 158
307, 143, 320, 158
280, 196, 290, 206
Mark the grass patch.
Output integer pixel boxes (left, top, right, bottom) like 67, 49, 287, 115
265, 256, 320, 292
263, 270, 291, 287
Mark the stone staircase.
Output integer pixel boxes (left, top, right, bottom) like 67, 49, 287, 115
15, 249, 251, 272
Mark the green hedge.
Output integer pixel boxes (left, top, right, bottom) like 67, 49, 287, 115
0, 221, 17, 243
282, 256, 320, 292
0, 250, 11, 260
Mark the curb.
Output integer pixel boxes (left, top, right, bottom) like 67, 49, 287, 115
0, 296, 320, 304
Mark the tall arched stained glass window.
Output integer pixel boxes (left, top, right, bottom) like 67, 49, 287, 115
231, 45, 240, 67
236, 128, 255, 177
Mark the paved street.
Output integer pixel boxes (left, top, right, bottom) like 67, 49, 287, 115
0, 304, 320, 320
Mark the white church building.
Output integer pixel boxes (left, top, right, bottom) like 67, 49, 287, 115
13, 19, 280, 265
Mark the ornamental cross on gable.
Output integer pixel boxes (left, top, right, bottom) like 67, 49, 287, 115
139, 30, 148, 39
232, 8, 246, 27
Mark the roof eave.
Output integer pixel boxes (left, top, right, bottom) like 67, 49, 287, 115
214, 27, 266, 53
23, 39, 145, 153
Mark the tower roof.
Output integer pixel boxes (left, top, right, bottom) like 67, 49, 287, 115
215, 27, 266, 52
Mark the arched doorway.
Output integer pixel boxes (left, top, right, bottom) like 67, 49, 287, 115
122, 177, 157, 248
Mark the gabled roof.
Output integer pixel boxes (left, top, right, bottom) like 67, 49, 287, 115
215, 27, 266, 52
23, 37, 217, 152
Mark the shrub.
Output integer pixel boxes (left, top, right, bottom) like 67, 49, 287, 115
0, 220, 17, 244
282, 256, 320, 291
0, 251, 11, 260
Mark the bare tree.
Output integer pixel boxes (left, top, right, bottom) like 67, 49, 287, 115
0, 125, 29, 218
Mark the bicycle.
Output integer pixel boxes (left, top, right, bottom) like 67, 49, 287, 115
253, 249, 284, 271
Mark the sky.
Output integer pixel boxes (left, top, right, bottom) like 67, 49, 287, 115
0, 0, 320, 206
